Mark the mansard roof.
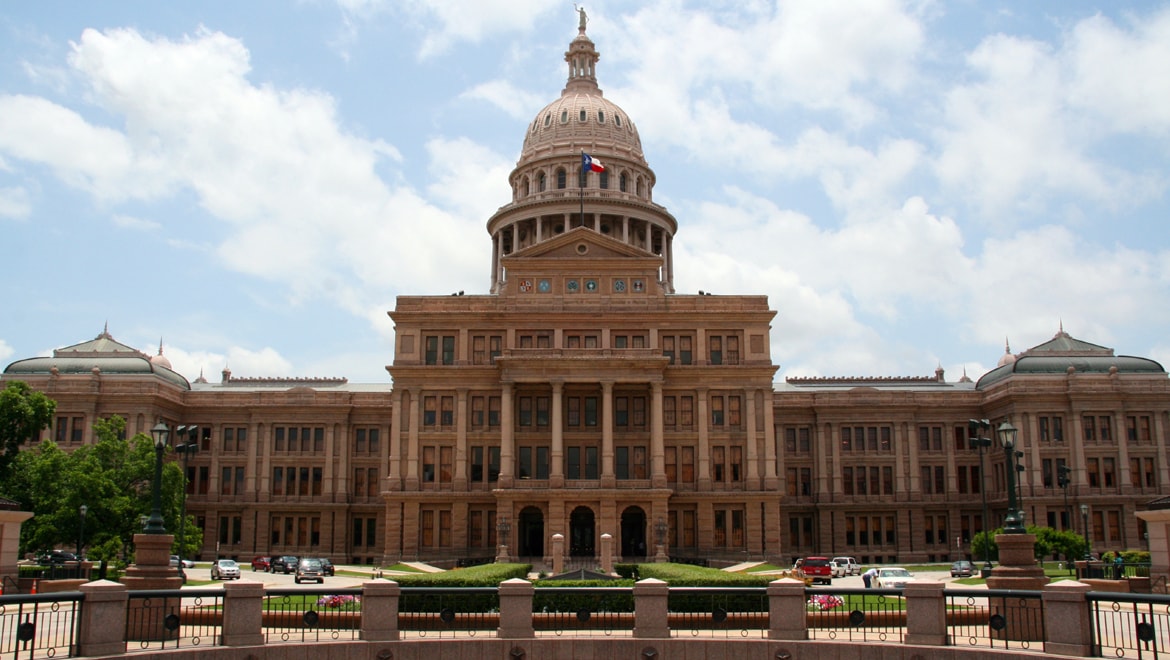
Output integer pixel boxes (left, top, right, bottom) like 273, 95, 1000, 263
2, 327, 190, 389
976, 329, 1165, 389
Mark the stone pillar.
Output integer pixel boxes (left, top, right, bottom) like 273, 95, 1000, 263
1043, 580, 1094, 656
696, 388, 711, 490
744, 389, 760, 490
550, 380, 565, 488
405, 387, 421, 490
903, 581, 948, 646
0, 509, 33, 587
499, 383, 515, 487
77, 580, 128, 657
221, 579, 264, 646
551, 533, 565, 575
767, 578, 808, 641
454, 389, 469, 490
633, 578, 670, 639
600, 380, 615, 488
600, 533, 614, 574
987, 532, 1049, 641
361, 580, 401, 641
650, 382, 667, 488
497, 578, 535, 639
122, 531, 184, 641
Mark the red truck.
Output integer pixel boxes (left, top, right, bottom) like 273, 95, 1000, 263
794, 556, 834, 585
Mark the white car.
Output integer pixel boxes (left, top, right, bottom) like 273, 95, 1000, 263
210, 559, 241, 580
829, 560, 846, 578
832, 556, 861, 576
873, 567, 916, 589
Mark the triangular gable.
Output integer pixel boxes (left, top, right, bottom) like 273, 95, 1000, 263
1023, 331, 1114, 357
54, 330, 147, 358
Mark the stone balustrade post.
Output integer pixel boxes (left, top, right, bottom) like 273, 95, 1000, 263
498, 577, 535, 639
221, 579, 265, 646
633, 577, 670, 639
77, 580, 128, 657
361, 580, 400, 641
767, 577, 808, 640
1043, 580, 1094, 656
903, 581, 948, 646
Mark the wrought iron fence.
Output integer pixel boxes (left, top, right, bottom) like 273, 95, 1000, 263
0, 592, 83, 658
398, 587, 499, 639
124, 588, 223, 653
533, 586, 634, 637
667, 587, 769, 639
804, 587, 906, 643
261, 588, 362, 644
946, 588, 1046, 653
1089, 591, 1170, 659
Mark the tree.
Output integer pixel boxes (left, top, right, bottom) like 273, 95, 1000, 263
0, 415, 198, 562
0, 380, 56, 479
971, 525, 1088, 567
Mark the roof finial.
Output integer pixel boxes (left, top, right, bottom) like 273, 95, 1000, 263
1004, 337, 1011, 354
98, 321, 112, 340
1058, 318, 1065, 336
157, 337, 165, 356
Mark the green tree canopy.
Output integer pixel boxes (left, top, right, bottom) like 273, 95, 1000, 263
0, 380, 56, 478
0, 415, 198, 562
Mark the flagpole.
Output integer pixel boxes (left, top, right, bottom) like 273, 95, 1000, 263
579, 151, 585, 229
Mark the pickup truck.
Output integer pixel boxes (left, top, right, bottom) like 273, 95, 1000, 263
795, 556, 833, 585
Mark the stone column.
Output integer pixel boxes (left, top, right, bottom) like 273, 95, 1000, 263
454, 388, 469, 489
77, 580, 128, 657
551, 533, 565, 575
650, 382, 666, 488
388, 389, 404, 490
1042, 580, 1094, 656
550, 380, 565, 488
633, 578, 670, 639
499, 383, 515, 487
767, 577, 808, 640
220, 579, 264, 647
762, 391, 779, 489
497, 578, 535, 639
987, 532, 1050, 641
600, 533, 614, 574
696, 388, 711, 490
744, 389, 760, 490
360, 580, 401, 641
601, 380, 615, 487
903, 581, 948, 646
405, 388, 421, 490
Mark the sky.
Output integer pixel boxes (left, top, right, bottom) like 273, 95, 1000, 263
1, 1, 1169, 386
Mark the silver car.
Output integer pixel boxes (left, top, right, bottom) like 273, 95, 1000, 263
210, 559, 241, 580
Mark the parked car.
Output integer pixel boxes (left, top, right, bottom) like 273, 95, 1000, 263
251, 555, 271, 571
317, 558, 335, 576
169, 555, 195, 569
951, 560, 975, 578
270, 555, 299, 574
210, 559, 241, 580
295, 558, 325, 584
832, 556, 861, 576
39, 550, 78, 564
873, 567, 916, 589
829, 560, 846, 578
796, 556, 833, 585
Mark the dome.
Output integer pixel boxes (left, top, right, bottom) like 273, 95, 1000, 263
150, 339, 173, 369
522, 93, 644, 162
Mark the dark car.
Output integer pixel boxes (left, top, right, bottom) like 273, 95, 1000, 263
39, 550, 78, 564
251, 555, 271, 571
951, 560, 975, 578
270, 555, 299, 574
317, 558, 335, 576
295, 558, 325, 584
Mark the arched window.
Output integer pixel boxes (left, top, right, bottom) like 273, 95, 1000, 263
636, 178, 643, 197
598, 110, 605, 123
538, 172, 546, 192
578, 170, 587, 188
600, 171, 608, 189
556, 169, 566, 189
619, 173, 627, 192
579, 109, 587, 122
615, 115, 622, 127
543, 113, 551, 127
523, 176, 530, 197
560, 110, 568, 123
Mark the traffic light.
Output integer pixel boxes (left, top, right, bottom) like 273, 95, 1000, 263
1057, 464, 1072, 488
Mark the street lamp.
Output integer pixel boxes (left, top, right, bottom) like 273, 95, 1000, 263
144, 421, 170, 534
655, 517, 668, 546
968, 419, 993, 571
997, 421, 1026, 534
496, 515, 511, 560
1081, 504, 1091, 560
1057, 464, 1072, 532
77, 504, 88, 559
173, 426, 199, 576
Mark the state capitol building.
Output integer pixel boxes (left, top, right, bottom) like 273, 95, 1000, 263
5, 19, 1169, 568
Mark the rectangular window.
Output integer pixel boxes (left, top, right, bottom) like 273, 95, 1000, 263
843, 467, 854, 495
423, 447, 435, 482
665, 447, 677, 482
441, 336, 455, 364
710, 336, 723, 365
584, 397, 598, 426
535, 396, 550, 427
471, 397, 486, 428
273, 467, 284, 495
424, 396, 438, 427
680, 396, 694, 428
712, 446, 725, 482
488, 396, 501, 427
1087, 457, 1100, 487
440, 396, 454, 427
728, 396, 741, 428
711, 396, 724, 427
664, 397, 676, 428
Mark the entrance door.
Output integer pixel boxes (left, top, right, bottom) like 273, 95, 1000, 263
620, 506, 647, 558
569, 506, 595, 557
518, 506, 545, 557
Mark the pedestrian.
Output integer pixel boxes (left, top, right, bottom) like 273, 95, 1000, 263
1113, 551, 1124, 579
862, 566, 877, 589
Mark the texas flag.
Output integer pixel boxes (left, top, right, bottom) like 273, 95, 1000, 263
582, 152, 605, 173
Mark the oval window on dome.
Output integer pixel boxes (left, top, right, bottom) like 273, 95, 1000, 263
598, 110, 605, 123
560, 110, 568, 123
544, 113, 551, 127
615, 115, 622, 127
579, 109, 587, 122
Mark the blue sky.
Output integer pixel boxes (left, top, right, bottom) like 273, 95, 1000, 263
1, 1, 1168, 385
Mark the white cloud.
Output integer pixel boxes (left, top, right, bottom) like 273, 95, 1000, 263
403, 0, 559, 58
0, 339, 13, 364
154, 342, 295, 382
112, 213, 160, 231
0, 186, 31, 219
460, 80, 544, 120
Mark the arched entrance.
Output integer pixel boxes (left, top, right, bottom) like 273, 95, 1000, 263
569, 506, 595, 557
620, 506, 647, 558
518, 506, 545, 558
